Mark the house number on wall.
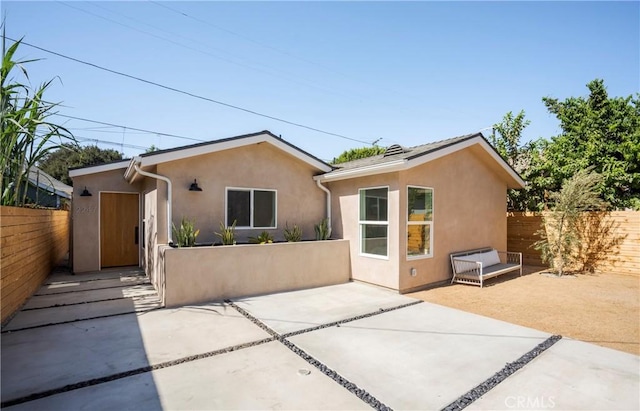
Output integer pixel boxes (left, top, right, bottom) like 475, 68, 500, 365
75, 206, 97, 214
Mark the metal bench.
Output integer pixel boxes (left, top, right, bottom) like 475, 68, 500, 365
450, 247, 522, 287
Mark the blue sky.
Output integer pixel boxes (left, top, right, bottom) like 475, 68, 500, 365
4, 1, 639, 161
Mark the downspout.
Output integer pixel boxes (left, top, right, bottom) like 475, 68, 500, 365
133, 164, 173, 243
315, 178, 331, 231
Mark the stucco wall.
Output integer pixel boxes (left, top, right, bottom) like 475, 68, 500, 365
162, 240, 351, 306
328, 147, 508, 293
328, 174, 401, 290
72, 168, 141, 273
397, 148, 507, 292
155, 142, 327, 244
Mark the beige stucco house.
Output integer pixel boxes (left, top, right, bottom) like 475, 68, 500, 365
69, 130, 524, 304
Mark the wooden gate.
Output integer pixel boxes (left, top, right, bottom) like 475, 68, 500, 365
100, 192, 139, 268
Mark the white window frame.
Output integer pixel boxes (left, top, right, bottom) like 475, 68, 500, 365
358, 186, 389, 260
225, 187, 277, 229
406, 185, 434, 260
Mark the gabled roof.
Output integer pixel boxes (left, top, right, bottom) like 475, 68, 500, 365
124, 130, 333, 181
28, 167, 73, 198
69, 159, 131, 178
316, 133, 525, 189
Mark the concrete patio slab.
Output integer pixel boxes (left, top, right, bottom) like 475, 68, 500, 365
234, 281, 416, 334
23, 283, 157, 309
467, 338, 640, 411
4, 341, 368, 411
3, 279, 638, 411
1, 303, 271, 403
2, 294, 162, 331
288, 301, 551, 410
35, 275, 150, 295
45, 267, 145, 284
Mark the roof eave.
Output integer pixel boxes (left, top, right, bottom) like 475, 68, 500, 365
314, 159, 407, 182
140, 132, 333, 173
68, 160, 131, 178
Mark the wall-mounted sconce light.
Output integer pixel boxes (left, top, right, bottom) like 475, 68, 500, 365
189, 179, 203, 192
80, 187, 92, 197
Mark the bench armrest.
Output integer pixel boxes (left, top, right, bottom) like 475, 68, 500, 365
451, 258, 482, 275
496, 251, 522, 265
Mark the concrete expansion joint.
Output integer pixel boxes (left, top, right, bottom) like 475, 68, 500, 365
282, 299, 423, 338
21, 294, 157, 312
440, 334, 563, 411
42, 274, 147, 287
34, 282, 152, 296
0, 336, 277, 408
225, 298, 405, 411
0, 307, 164, 334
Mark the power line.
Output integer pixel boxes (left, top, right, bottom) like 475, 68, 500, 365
56, 113, 205, 142
68, 1, 359, 101
8, 37, 372, 146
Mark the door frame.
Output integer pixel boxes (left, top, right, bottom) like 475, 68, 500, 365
99, 191, 141, 270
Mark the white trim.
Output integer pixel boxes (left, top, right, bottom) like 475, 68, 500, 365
314, 160, 406, 183
406, 185, 434, 260
358, 186, 390, 259
316, 136, 525, 188
69, 160, 130, 177
98, 191, 141, 270
225, 187, 278, 229
140, 133, 332, 172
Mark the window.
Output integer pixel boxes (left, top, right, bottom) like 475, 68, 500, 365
226, 188, 276, 228
407, 186, 433, 258
359, 187, 388, 257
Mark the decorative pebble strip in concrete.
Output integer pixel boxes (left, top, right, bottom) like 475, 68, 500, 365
0, 309, 163, 334
0, 337, 276, 408
440, 334, 563, 411
20, 295, 157, 311
282, 300, 424, 338
225, 299, 395, 411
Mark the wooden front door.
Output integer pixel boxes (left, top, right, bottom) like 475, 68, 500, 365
100, 193, 139, 268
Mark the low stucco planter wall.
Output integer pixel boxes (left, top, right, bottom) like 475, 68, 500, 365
161, 239, 351, 307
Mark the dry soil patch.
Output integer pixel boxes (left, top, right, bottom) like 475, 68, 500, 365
409, 266, 639, 355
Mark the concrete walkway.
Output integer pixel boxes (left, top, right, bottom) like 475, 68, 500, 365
1, 277, 638, 410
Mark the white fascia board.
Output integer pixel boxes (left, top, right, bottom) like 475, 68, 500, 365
139, 133, 332, 172
316, 136, 525, 188
68, 160, 130, 178
123, 157, 142, 182
406, 137, 525, 188
315, 159, 406, 182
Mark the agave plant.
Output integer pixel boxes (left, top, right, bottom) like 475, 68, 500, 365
172, 217, 200, 247
1, 30, 75, 206
215, 220, 236, 245
249, 230, 274, 244
314, 218, 331, 240
283, 222, 302, 242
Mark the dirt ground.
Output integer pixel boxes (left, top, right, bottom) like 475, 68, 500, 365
409, 266, 640, 355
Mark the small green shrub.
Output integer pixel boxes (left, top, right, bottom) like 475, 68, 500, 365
314, 218, 331, 240
172, 217, 200, 247
249, 231, 274, 244
215, 220, 236, 245
283, 223, 302, 242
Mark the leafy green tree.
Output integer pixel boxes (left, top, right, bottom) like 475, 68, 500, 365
1, 33, 74, 205
38, 143, 123, 186
145, 144, 160, 153
533, 168, 606, 276
331, 146, 385, 164
490, 110, 532, 210
539, 79, 640, 210
490, 110, 531, 167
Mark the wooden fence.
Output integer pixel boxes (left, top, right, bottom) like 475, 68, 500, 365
1, 206, 70, 323
507, 211, 640, 275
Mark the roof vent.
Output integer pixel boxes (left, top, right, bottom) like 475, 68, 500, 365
383, 144, 406, 157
